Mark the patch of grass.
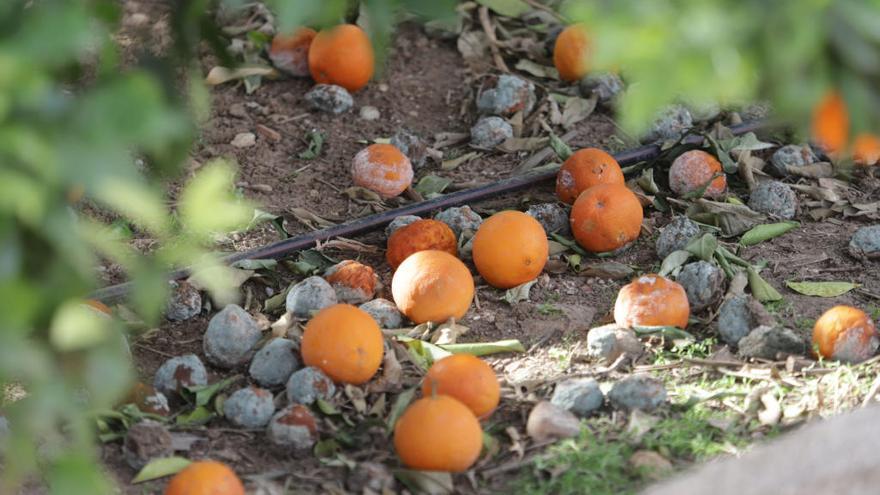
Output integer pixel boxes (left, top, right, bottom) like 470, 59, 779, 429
537, 302, 564, 316
652, 337, 717, 365
868, 305, 880, 321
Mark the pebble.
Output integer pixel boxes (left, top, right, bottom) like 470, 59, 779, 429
470, 116, 513, 149
304, 84, 353, 114
767, 144, 817, 178
476, 74, 536, 117
153, 354, 208, 397
676, 261, 725, 313
434, 205, 483, 239
717, 295, 775, 346
737, 325, 806, 360
748, 180, 798, 220
586, 324, 644, 363
123, 420, 173, 470
385, 215, 421, 237
223, 386, 276, 428
551, 378, 604, 417
656, 216, 701, 259
165, 280, 201, 321
526, 203, 570, 235
203, 304, 262, 368
230, 132, 256, 148
267, 404, 318, 450
608, 375, 667, 412
390, 129, 427, 169
286, 366, 336, 405
249, 338, 300, 388
285, 276, 337, 318
359, 106, 380, 121
579, 72, 624, 105
849, 225, 880, 260
526, 401, 581, 442
642, 105, 693, 143
359, 298, 404, 329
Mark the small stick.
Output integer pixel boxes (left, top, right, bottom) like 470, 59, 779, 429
478, 7, 510, 73
513, 128, 579, 175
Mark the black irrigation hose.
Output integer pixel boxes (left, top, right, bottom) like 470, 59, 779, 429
91, 119, 766, 303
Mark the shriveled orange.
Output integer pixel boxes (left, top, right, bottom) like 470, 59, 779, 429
668, 150, 727, 199
269, 27, 317, 77
393, 395, 483, 472
386, 219, 457, 270
351, 143, 414, 198
125, 382, 170, 416
853, 133, 880, 166
813, 305, 878, 363
422, 354, 500, 418
555, 148, 625, 204
301, 304, 384, 384
392, 250, 474, 324
165, 460, 244, 495
811, 89, 849, 157
472, 211, 549, 289
553, 24, 590, 82
570, 183, 643, 253
308, 24, 374, 92
324, 260, 378, 303
614, 274, 690, 329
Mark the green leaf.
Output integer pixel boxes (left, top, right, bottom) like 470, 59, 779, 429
298, 130, 325, 160
316, 398, 340, 415
475, 0, 531, 18
785, 281, 860, 297
313, 438, 342, 458
685, 233, 717, 261
175, 406, 215, 426
186, 375, 239, 407
264, 290, 288, 313
550, 233, 588, 256
722, 132, 774, 153
386, 387, 417, 433
747, 266, 783, 302
394, 469, 454, 495
231, 258, 278, 270
658, 250, 692, 277
502, 280, 536, 305
439, 339, 525, 356
739, 221, 799, 246
549, 132, 573, 161
414, 175, 452, 197
704, 135, 738, 174
131, 457, 192, 484
632, 326, 695, 341
179, 160, 252, 236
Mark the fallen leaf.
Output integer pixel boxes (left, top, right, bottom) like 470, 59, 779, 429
502, 280, 536, 304
581, 261, 634, 279
514, 59, 559, 79
561, 95, 597, 129
439, 339, 525, 356
685, 233, 718, 261
132, 457, 192, 484
431, 319, 470, 345
457, 31, 489, 63
739, 221, 799, 246
786, 162, 834, 178
386, 387, 417, 433
549, 132, 573, 161
291, 208, 334, 229
205, 66, 278, 86
414, 175, 452, 197
785, 281, 860, 297
441, 151, 480, 170
367, 351, 403, 393
497, 137, 548, 152
393, 469, 454, 495
747, 266, 783, 302
658, 250, 692, 277
476, 0, 531, 17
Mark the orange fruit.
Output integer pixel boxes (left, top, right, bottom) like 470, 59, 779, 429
422, 354, 500, 419
555, 148, 625, 205
668, 150, 727, 198
324, 260, 378, 303
813, 305, 878, 363
393, 395, 483, 472
386, 219, 458, 270
165, 460, 244, 495
351, 143, 414, 198
570, 183, 643, 253
472, 211, 549, 289
308, 24, 374, 92
811, 89, 849, 157
853, 133, 880, 166
125, 382, 170, 416
301, 304, 384, 384
553, 24, 590, 82
269, 27, 317, 77
392, 250, 474, 324
614, 274, 690, 329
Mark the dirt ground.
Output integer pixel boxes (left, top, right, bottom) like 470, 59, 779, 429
98, 2, 880, 494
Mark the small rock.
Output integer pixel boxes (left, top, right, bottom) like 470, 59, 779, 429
267, 404, 318, 450
346, 461, 396, 493
285, 276, 338, 318
324, 260, 379, 304
249, 338, 300, 388
629, 450, 674, 480
656, 216, 701, 259
228, 103, 248, 119
476, 74, 536, 117
849, 225, 880, 260
223, 386, 276, 428
551, 378, 604, 417
390, 129, 427, 169
359, 105, 380, 121
359, 298, 404, 329
767, 145, 817, 178
526, 401, 580, 442
434, 205, 483, 239
286, 366, 336, 405
676, 261, 725, 313
642, 105, 693, 143
526, 203, 570, 235
203, 304, 262, 369
608, 375, 667, 412
717, 295, 775, 346
470, 116, 513, 149
586, 324, 644, 363
165, 280, 201, 321
231, 132, 256, 148
304, 84, 353, 114
385, 215, 421, 237
737, 325, 806, 360
153, 354, 208, 397
123, 420, 173, 470
748, 180, 798, 220
580, 72, 625, 105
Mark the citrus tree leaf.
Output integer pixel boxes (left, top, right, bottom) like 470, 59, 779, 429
386, 387, 417, 433
747, 266, 783, 302
740, 221, 799, 247
785, 281, 860, 297
475, 0, 531, 18
414, 175, 452, 197
659, 250, 692, 277
439, 339, 525, 356
394, 469, 454, 495
131, 457, 192, 484
549, 132, 574, 161
685, 233, 717, 261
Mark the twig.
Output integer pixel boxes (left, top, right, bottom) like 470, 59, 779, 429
478, 7, 510, 73
861, 374, 880, 408
133, 343, 174, 358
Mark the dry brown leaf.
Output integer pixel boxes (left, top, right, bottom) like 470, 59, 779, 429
291, 208, 335, 229
205, 66, 278, 86
786, 162, 834, 178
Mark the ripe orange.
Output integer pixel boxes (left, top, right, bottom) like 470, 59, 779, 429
614, 274, 690, 329
308, 24, 374, 92
811, 89, 849, 157
472, 211, 549, 289
393, 395, 483, 472
351, 143, 414, 198
553, 24, 590, 82
813, 305, 878, 363
165, 460, 244, 495
853, 133, 880, 166
570, 183, 643, 253
392, 250, 474, 324
386, 219, 458, 270
422, 354, 500, 419
301, 304, 384, 384
555, 148, 625, 205
668, 150, 727, 198
269, 27, 317, 77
